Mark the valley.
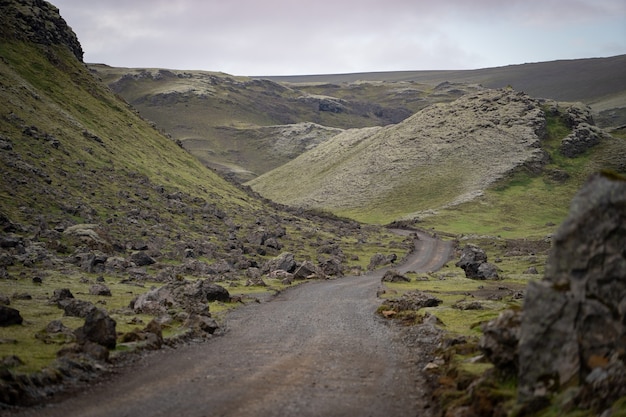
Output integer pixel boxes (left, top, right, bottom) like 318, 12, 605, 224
1, 1, 625, 416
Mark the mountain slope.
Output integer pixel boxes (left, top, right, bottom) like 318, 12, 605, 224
247, 89, 546, 221
265, 55, 626, 125
0, 0, 407, 385
92, 64, 482, 181
94, 55, 626, 183
247, 88, 626, 231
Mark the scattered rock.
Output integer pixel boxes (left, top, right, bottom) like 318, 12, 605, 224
89, 283, 112, 296
75, 308, 116, 349
120, 319, 163, 350
319, 257, 343, 277
293, 260, 324, 280
524, 266, 539, 274
479, 309, 522, 372
63, 224, 107, 245
453, 300, 483, 310
59, 299, 97, 318
130, 251, 156, 266
368, 253, 397, 270
0, 294, 10, 305
455, 244, 499, 280
49, 288, 74, 304
560, 123, 605, 158
383, 290, 442, 312
11, 292, 32, 300
381, 270, 410, 283
0, 355, 24, 368
35, 320, 75, 345
264, 252, 296, 274
0, 306, 23, 326
132, 278, 229, 316
184, 314, 219, 334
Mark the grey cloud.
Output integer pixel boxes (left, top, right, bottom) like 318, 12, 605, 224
52, 0, 626, 75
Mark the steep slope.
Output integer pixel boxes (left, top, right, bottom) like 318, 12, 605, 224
0, 0, 408, 390
248, 88, 626, 230
248, 89, 547, 219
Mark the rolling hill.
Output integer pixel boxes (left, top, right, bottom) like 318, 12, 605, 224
247, 87, 626, 232
95, 55, 626, 184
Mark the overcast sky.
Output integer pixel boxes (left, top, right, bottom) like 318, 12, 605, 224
51, 0, 626, 76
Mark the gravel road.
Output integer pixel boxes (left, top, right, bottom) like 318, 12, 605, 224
15, 232, 453, 417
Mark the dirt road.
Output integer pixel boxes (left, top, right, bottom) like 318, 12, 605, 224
15, 232, 453, 417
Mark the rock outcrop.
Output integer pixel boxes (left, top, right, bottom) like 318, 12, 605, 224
0, 0, 84, 61
517, 173, 626, 410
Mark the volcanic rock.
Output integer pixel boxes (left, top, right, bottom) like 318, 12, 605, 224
0, 305, 23, 326
381, 270, 410, 283
75, 308, 117, 349
455, 244, 499, 280
517, 173, 626, 408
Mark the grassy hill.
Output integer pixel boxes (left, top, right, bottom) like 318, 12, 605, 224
92, 64, 483, 181
0, 0, 405, 384
96, 55, 626, 185
248, 88, 626, 236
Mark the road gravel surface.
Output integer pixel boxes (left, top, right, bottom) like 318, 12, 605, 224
14, 232, 453, 417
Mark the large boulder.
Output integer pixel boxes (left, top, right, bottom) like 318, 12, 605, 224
132, 279, 229, 316
75, 308, 117, 349
264, 252, 296, 274
517, 173, 626, 409
383, 290, 442, 312
455, 244, 499, 279
0, 305, 23, 326
59, 299, 97, 318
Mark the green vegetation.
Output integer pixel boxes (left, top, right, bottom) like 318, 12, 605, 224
419, 108, 626, 238
0, 38, 409, 377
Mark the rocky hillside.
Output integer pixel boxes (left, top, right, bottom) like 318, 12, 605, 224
247, 87, 625, 226
95, 55, 626, 183
0, 0, 409, 402
92, 64, 483, 181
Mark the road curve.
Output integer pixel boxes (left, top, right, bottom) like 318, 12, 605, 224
13, 233, 454, 417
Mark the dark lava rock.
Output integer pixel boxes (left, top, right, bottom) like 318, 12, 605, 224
264, 252, 297, 274
479, 309, 522, 372
132, 278, 229, 316
384, 290, 442, 312
130, 251, 156, 266
368, 253, 397, 270
381, 270, 410, 283
0, 305, 23, 326
49, 288, 74, 304
75, 308, 116, 349
59, 299, 97, 318
89, 283, 112, 296
455, 244, 499, 280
